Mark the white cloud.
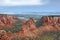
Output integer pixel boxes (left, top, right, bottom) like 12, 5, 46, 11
0, 0, 49, 6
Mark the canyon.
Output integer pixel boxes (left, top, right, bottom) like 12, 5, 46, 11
0, 14, 60, 40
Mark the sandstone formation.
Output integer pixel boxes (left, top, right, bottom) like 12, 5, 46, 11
1, 15, 60, 39
0, 30, 10, 40
18, 16, 60, 37
41, 16, 60, 25
0, 14, 24, 28
18, 18, 37, 37
21, 18, 36, 31
39, 16, 60, 31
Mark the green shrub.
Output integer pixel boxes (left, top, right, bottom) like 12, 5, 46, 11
35, 21, 43, 27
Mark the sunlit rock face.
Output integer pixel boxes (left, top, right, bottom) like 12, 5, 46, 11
0, 14, 15, 27
0, 30, 9, 40
18, 18, 37, 37
21, 18, 36, 31
41, 16, 60, 25
0, 14, 25, 28
18, 16, 60, 37
39, 16, 60, 31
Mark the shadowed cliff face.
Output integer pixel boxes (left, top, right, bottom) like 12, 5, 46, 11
0, 14, 25, 28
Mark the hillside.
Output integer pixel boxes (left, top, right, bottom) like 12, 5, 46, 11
38, 16, 60, 31
0, 15, 60, 40
0, 14, 25, 29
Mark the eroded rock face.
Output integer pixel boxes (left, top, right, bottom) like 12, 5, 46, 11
0, 30, 9, 40
39, 16, 60, 31
41, 16, 60, 25
0, 14, 24, 28
18, 16, 60, 37
18, 18, 37, 37
21, 18, 36, 31
0, 14, 15, 27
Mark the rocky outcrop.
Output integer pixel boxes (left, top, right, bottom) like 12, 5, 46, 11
18, 18, 37, 37
41, 16, 60, 25
39, 16, 60, 31
5, 16, 60, 38
0, 30, 10, 40
0, 14, 24, 28
18, 16, 60, 37
1, 15, 60, 39
21, 18, 36, 31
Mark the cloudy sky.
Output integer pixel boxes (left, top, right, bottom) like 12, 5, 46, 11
0, 0, 60, 14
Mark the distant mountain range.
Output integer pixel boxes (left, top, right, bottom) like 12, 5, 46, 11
0, 12, 60, 15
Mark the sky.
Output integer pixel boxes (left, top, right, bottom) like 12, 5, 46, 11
0, 0, 60, 14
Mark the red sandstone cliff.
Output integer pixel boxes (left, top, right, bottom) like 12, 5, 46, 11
0, 14, 24, 28
7, 16, 60, 37
21, 18, 36, 31
1, 15, 60, 39
0, 30, 10, 40
18, 18, 37, 37
39, 16, 60, 31
18, 16, 60, 37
